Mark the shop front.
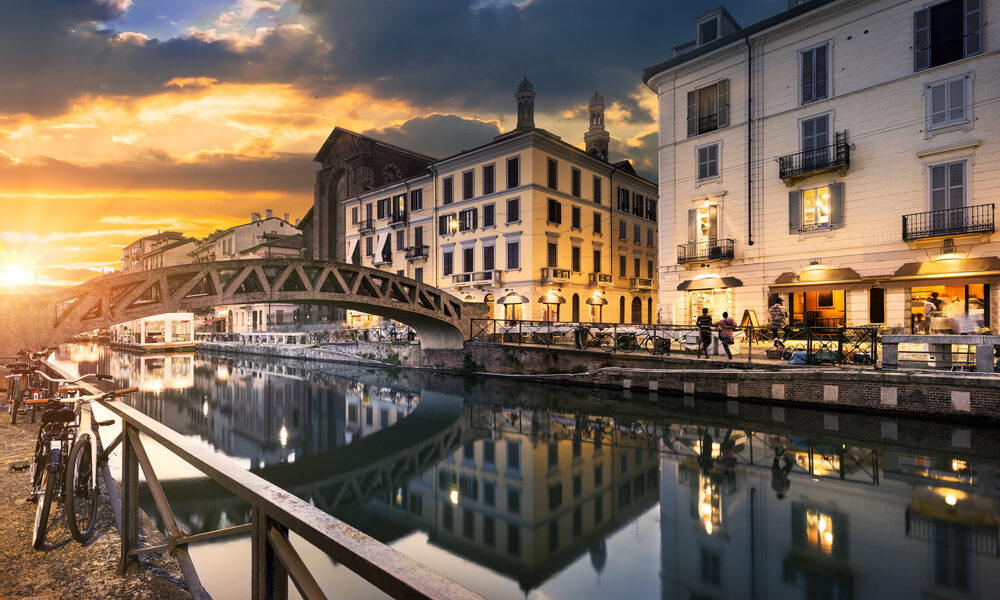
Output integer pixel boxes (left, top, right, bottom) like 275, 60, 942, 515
770, 268, 863, 328
891, 258, 997, 334
677, 276, 742, 324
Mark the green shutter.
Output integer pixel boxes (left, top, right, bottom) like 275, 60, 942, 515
687, 90, 697, 137
829, 182, 845, 228
788, 191, 802, 233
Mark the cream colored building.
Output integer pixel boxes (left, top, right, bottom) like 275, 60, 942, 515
342, 81, 659, 324
644, 0, 999, 331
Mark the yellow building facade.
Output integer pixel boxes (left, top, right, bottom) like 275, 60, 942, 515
342, 81, 658, 324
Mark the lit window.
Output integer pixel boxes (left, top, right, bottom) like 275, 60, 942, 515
802, 186, 830, 230
805, 509, 835, 554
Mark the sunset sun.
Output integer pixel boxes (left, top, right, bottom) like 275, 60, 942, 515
0, 264, 33, 288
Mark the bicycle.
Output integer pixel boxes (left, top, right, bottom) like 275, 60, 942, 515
5, 348, 54, 424
598, 329, 639, 353
24, 376, 134, 548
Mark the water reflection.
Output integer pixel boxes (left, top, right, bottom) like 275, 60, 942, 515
52, 344, 1000, 599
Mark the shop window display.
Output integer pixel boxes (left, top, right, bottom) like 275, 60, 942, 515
687, 288, 733, 324
909, 284, 988, 334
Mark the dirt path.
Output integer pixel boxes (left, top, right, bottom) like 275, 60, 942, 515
0, 415, 193, 600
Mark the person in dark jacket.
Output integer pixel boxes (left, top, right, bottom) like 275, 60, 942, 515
696, 308, 713, 358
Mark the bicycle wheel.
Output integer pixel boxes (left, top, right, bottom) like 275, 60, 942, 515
619, 334, 638, 354
8, 376, 22, 424
66, 435, 100, 543
32, 449, 59, 550
597, 333, 616, 353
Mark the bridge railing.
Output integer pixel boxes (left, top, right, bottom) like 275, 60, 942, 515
469, 319, 880, 366
39, 359, 484, 600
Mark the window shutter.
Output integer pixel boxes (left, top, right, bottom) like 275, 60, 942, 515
687, 90, 697, 137
965, 0, 981, 57
708, 205, 719, 240
914, 9, 930, 71
717, 79, 729, 128
801, 49, 814, 104
688, 208, 697, 242
472, 208, 479, 229
927, 83, 946, 128
788, 190, 802, 233
815, 45, 827, 100
950, 77, 966, 123
830, 182, 845, 228
832, 512, 849, 559
439, 214, 448, 235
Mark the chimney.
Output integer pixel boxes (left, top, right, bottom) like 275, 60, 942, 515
265, 209, 273, 219
294, 218, 301, 227
283, 213, 289, 222
251, 212, 260, 222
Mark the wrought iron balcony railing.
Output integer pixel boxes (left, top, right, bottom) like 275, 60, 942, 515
405, 245, 428, 261
389, 212, 407, 228
677, 238, 735, 264
358, 218, 375, 233
779, 131, 850, 180
902, 203, 994, 241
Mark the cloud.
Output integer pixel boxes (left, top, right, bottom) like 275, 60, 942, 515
610, 130, 657, 181
362, 114, 502, 158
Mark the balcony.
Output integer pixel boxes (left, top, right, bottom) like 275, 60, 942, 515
358, 218, 375, 233
778, 132, 850, 182
588, 272, 613, 287
677, 238, 735, 264
451, 273, 472, 287
629, 277, 654, 292
471, 270, 502, 287
902, 203, 994, 241
405, 245, 428, 261
372, 254, 392, 267
389, 212, 407, 228
540, 267, 571, 283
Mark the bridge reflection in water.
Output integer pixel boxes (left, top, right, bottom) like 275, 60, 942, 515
51, 344, 1000, 600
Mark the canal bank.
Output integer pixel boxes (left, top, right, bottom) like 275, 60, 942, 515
195, 341, 1000, 422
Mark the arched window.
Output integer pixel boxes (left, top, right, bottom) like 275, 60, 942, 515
648, 298, 653, 324
619, 296, 626, 324
485, 293, 495, 320
571, 294, 580, 322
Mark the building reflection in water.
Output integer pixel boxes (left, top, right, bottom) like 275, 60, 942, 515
51, 344, 1000, 600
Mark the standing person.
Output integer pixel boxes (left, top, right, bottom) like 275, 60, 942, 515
696, 308, 713, 358
768, 298, 789, 347
922, 293, 936, 334
713, 311, 737, 360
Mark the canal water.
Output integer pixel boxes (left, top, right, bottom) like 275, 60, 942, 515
51, 343, 1000, 599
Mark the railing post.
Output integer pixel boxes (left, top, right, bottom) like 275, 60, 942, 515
252, 506, 289, 600
837, 328, 845, 365
120, 420, 140, 574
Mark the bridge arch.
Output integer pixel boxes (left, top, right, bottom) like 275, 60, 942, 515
0, 259, 487, 356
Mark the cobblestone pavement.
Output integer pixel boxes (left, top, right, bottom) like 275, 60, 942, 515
0, 415, 192, 600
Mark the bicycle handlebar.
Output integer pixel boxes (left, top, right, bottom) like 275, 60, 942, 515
31, 371, 113, 385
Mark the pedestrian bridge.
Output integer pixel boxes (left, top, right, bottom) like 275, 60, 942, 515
0, 259, 487, 356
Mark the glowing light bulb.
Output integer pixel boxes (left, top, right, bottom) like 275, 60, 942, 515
945, 494, 957, 506
449, 489, 459, 505
279, 425, 288, 447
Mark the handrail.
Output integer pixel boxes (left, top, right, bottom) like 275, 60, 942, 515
38, 359, 482, 600
901, 203, 994, 241
778, 133, 850, 179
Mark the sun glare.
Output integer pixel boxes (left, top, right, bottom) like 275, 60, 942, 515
0, 264, 33, 288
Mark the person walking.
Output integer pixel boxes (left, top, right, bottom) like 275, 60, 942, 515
768, 298, 789, 347
714, 311, 737, 359
696, 308, 713, 358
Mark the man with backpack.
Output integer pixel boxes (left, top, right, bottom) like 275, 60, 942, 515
696, 308, 713, 358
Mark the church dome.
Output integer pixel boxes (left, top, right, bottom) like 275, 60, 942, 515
518, 77, 534, 93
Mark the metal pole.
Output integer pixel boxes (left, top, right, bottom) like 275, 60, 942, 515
252, 506, 289, 600
120, 421, 140, 574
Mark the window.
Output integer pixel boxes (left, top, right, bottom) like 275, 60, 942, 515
697, 16, 719, 45
483, 244, 495, 271
800, 43, 829, 105
413, 225, 423, 247
483, 440, 495, 466
547, 157, 558, 189
506, 156, 520, 189
593, 176, 602, 204
438, 213, 456, 236
594, 495, 604, 523
507, 487, 520, 514
483, 164, 495, 195
463, 441, 475, 462
376, 198, 388, 219
647, 197, 657, 221
687, 79, 729, 137
571, 206, 581, 229
365, 203, 372, 221
442, 250, 454, 276
688, 206, 718, 242
914, 0, 981, 72
593, 249, 602, 273
462, 170, 474, 200
594, 465, 603, 486
506, 197, 520, 223
801, 114, 831, 166
484, 481, 496, 506
395, 229, 404, 250
927, 75, 971, 131
507, 523, 520, 556
507, 240, 520, 269
392, 193, 406, 220
633, 192, 644, 216
547, 198, 562, 224
571, 246, 581, 272
458, 208, 478, 231
619, 220, 627, 240
483, 515, 495, 546
414, 267, 423, 282
788, 183, 844, 232
647, 260, 654, 278
701, 550, 722, 586
930, 160, 966, 211
462, 247, 474, 273
547, 242, 558, 268
593, 212, 602, 234
548, 483, 563, 510
571, 167, 581, 197
647, 228, 654, 246
619, 255, 626, 276
506, 440, 520, 471
365, 236, 373, 256
443, 176, 454, 205
634, 257, 640, 278
351, 206, 358, 224
697, 143, 719, 180
617, 186, 630, 211
410, 188, 423, 211
483, 203, 495, 228
634, 223, 641, 243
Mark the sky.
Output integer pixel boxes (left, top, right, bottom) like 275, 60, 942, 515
0, 0, 788, 288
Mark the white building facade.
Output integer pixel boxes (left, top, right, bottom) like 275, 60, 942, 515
645, 0, 998, 332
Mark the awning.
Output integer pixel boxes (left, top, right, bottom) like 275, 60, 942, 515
498, 291, 529, 305
586, 296, 609, 306
375, 232, 390, 254
889, 256, 1000, 285
677, 276, 743, 291
346, 238, 359, 262
538, 291, 566, 304
770, 267, 865, 292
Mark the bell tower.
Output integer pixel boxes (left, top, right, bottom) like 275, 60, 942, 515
585, 91, 610, 161
516, 77, 536, 130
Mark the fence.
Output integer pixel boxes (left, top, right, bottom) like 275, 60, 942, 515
38, 360, 483, 600
469, 319, 880, 366
882, 334, 1000, 373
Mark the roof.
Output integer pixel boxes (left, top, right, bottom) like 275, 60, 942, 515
147, 237, 196, 254
642, 0, 841, 86
312, 126, 437, 164
238, 234, 303, 255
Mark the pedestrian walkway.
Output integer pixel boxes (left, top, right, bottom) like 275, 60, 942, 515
0, 414, 191, 600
